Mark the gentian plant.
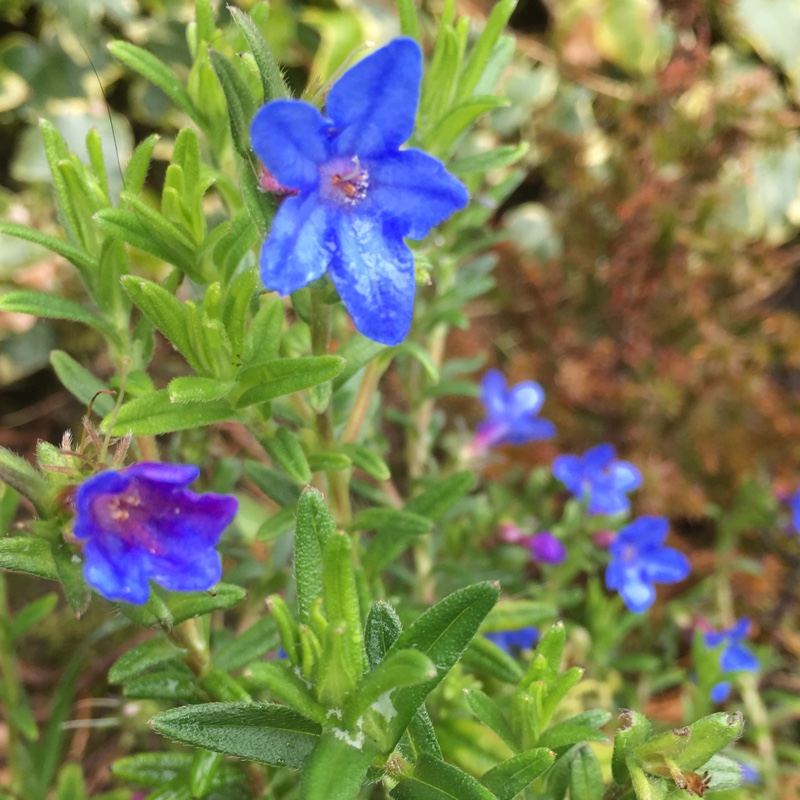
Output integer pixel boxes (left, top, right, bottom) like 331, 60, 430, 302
0, 0, 768, 797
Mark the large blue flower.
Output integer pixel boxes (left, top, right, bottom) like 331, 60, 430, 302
703, 618, 759, 703
552, 443, 641, 515
73, 463, 238, 604
250, 38, 469, 345
605, 516, 690, 613
472, 370, 556, 452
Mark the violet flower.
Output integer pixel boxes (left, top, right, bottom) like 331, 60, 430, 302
485, 626, 538, 654
250, 38, 468, 345
703, 618, 759, 703
472, 370, 555, 452
552, 443, 641, 515
604, 516, 690, 613
73, 463, 238, 604
527, 532, 567, 565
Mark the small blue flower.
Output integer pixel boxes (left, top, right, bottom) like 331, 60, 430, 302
790, 489, 800, 533
73, 463, 238, 604
472, 370, 555, 452
250, 38, 469, 346
527, 532, 567, 565
704, 618, 759, 702
552, 443, 641, 515
485, 626, 539, 654
739, 763, 760, 784
605, 516, 690, 613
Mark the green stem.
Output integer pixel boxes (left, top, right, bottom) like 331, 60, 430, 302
342, 358, 388, 444
0, 572, 24, 795
171, 617, 210, 675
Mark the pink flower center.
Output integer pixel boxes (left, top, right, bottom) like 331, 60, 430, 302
322, 157, 370, 205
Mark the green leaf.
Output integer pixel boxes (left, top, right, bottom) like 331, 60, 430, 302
244, 295, 283, 364
523, 621, 565, 684
190, 750, 223, 799
213, 616, 280, 672
480, 748, 556, 800
115, 592, 174, 628
0, 448, 51, 515
243, 461, 301, 507
344, 649, 436, 727
108, 41, 204, 127
222, 267, 258, 357
340, 443, 391, 481
307, 451, 351, 472
51, 539, 92, 617
539, 713, 611, 750
425, 96, 508, 158
484, 602, 557, 634
568, 746, 603, 800
612, 710, 652, 785
263, 427, 312, 484
393, 753, 495, 800
104, 388, 237, 436
56, 763, 88, 800
461, 635, 523, 684
364, 600, 403, 669
168, 376, 236, 403
465, 688, 517, 751
406, 471, 474, 521
0, 291, 110, 337
295, 486, 335, 625
300, 730, 377, 800
242, 662, 328, 724
109, 638, 185, 684
50, 351, 116, 417
387, 582, 499, 749
112, 753, 193, 787
268, 593, 300, 663
228, 7, 290, 102
124, 668, 202, 702
124, 133, 159, 195
398, 0, 421, 40
332, 335, 387, 390
9, 593, 58, 642
198, 667, 252, 702
450, 143, 529, 176
360, 509, 433, 577
237, 356, 346, 406
456, 0, 517, 101
0, 537, 58, 581
168, 583, 246, 625
151, 702, 321, 768
210, 50, 257, 158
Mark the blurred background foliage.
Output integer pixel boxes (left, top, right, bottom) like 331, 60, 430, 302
2, 0, 800, 791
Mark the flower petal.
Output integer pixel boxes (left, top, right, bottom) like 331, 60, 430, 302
507, 416, 556, 444
611, 461, 642, 493
710, 681, 732, 703
479, 370, 508, 418
508, 381, 546, 417
250, 100, 331, 191
619, 572, 656, 613
618, 516, 669, 549
588, 490, 629, 516
368, 148, 469, 239
326, 38, 421, 151
552, 455, 584, 492
126, 462, 199, 486
83, 538, 151, 605
260, 192, 334, 295
643, 547, 690, 584
150, 546, 222, 593
329, 212, 415, 345
720, 643, 759, 674
584, 442, 615, 470
73, 470, 128, 540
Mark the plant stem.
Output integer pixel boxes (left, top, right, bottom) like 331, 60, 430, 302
342, 357, 388, 444
0, 572, 24, 795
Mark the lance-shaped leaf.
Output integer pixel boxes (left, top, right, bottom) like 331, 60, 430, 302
295, 487, 334, 624
228, 7, 290, 102
385, 582, 499, 750
51, 540, 92, 617
364, 600, 403, 669
168, 583, 246, 625
109, 638, 186, 684
340, 443, 391, 481
406, 471, 474, 521
243, 662, 328, 725
151, 702, 320, 768
0, 537, 58, 581
359, 508, 433, 577
393, 753, 495, 800
50, 351, 115, 416
0, 291, 116, 340
213, 616, 280, 672
0, 448, 51, 515
461, 635, 523, 684
124, 668, 202, 702
465, 688, 517, 752
569, 746, 603, 800
209, 50, 257, 159
612, 710, 652, 785
264, 427, 312, 485
168, 377, 236, 403
480, 749, 556, 800
112, 752, 194, 787
236, 356, 346, 406
300, 730, 378, 800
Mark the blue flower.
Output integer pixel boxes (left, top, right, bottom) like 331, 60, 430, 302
472, 370, 555, 452
250, 38, 469, 346
526, 532, 567, 565
485, 626, 538, 654
552, 443, 641, 515
605, 516, 690, 613
73, 463, 238, 604
790, 489, 800, 533
704, 618, 759, 703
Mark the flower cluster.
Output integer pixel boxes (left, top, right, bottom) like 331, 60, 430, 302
604, 516, 690, 613
552, 443, 641, 516
471, 370, 555, 453
74, 463, 238, 604
703, 618, 759, 702
250, 38, 468, 346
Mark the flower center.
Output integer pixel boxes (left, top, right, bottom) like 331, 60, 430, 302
91, 488, 165, 554
323, 156, 369, 205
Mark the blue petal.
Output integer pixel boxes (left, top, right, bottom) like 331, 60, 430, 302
326, 38, 421, 151
710, 681, 732, 703
126, 462, 199, 486
250, 100, 331, 191
618, 572, 656, 613
150, 546, 222, 592
704, 630, 728, 648
507, 381, 546, 418
643, 547, 690, 584
720, 643, 759, 674
792, 490, 800, 533
552, 455, 584, 492
604, 560, 625, 591
729, 617, 751, 641
611, 461, 642, 492
329, 211, 415, 345
618, 516, 669, 549
507, 417, 556, 445
584, 443, 615, 470
83, 538, 151, 604
368, 148, 469, 239
260, 192, 334, 295
73, 470, 128, 540
588, 490, 629, 515
480, 370, 508, 418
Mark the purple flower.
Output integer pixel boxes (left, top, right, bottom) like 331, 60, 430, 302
552, 443, 641, 515
73, 463, 238, 604
790, 489, 800, 533
604, 516, 690, 613
527, 532, 567, 565
704, 618, 759, 702
250, 38, 468, 345
485, 626, 538, 654
472, 370, 555, 452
